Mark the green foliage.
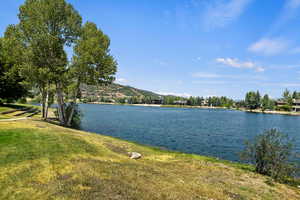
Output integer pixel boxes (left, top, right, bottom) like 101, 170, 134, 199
261, 94, 275, 111
276, 104, 292, 112
283, 89, 293, 106
71, 22, 117, 85
241, 129, 298, 182
207, 96, 234, 107
292, 91, 300, 99
17, 98, 27, 104
245, 91, 261, 110
65, 103, 82, 129
17, 0, 82, 82
0, 37, 28, 102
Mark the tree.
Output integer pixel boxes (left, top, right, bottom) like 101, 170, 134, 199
17, 0, 82, 123
283, 89, 290, 100
283, 89, 293, 106
241, 129, 298, 182
255, 90, 261, 108
245, 91, 259, 110
261, 94, 270, 111
0, 34, 28, 102
68, 22, 117, 126
292, 91, 300, 99
3, 24, 52, 117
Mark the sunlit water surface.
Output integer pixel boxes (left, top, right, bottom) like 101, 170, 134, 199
79, 104, 300, 162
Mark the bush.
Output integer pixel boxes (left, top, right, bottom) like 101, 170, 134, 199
276, 105, 292, 112
17, 98, 27, 104
240, 129, 298, 182
66, 103, 82, 129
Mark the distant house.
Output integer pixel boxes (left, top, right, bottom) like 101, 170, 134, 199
276, 99, 300, 112
293, 99, 300, 112
151, 99, 163, 104
201, 99, 209, 106
174, 100, 187, 105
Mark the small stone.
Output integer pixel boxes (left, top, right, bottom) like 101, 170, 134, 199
128, 152, 142, 159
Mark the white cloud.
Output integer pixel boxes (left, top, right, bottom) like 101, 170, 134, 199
115, 78, 128, 84
216, 57, 265, 72
156, 91, 192, 98
192, 72, 221, 78
248, 38, 289, 56
202, 0, 252, 29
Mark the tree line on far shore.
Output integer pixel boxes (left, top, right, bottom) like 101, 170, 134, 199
83, 88, 300, 112
239, 89, 300, 111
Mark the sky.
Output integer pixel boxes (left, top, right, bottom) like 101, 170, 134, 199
1, 0, 300, 99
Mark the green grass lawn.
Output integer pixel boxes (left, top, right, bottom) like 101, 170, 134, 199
0, 106, 15, 113
0, 115, 10, 119
0, 103, 34, 113
0, 120, 299, 200
0, 104, 42, 120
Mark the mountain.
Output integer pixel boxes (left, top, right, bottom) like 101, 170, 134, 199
80, 83, 162, 100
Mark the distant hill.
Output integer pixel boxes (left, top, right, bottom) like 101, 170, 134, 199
80, 83, 162, 100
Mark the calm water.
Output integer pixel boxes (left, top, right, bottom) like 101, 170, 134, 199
79, 104, 300, 162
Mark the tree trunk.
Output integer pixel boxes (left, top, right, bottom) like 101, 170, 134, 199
44, 85, 49, 119
56, 81, 66, 125
66, 81, 80, 127
41, 87, 46, 119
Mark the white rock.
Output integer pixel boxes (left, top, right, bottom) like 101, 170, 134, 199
129, 152, 142, 159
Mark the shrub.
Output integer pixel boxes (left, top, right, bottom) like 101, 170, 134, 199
17, 98, 27, 104
66, 103, 82, 129
240, 129, 298, 182
54, 103, 82, 129
276, 105, 292, 112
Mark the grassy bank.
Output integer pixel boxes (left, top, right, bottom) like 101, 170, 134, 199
0, 119, 300, 199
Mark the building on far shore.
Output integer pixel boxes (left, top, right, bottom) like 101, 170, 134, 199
276, 99, 300, 112
174, 100, 188, 105
151, 99, 163, 104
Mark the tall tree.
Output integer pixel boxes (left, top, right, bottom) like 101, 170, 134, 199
282, 89, 293, 106
261, 94, 270, 111
245, 91, 257, 110
0, 29, 28, 102
255, 90, 261, 108
68, 22, 117, 126
292, 91, 300, 99
17, 0, 82, 123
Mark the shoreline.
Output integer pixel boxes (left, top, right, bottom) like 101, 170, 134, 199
87, 102, 300, 116
241, 109, 300, 116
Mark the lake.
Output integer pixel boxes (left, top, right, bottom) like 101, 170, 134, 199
79, 104, 300, 162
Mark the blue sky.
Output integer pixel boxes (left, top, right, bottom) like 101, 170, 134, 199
2, 0, 300, 99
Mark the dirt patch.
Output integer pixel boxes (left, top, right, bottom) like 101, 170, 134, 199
36, 125, 46, 128
104, 142, 129, 155
223, 190, 246, 200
